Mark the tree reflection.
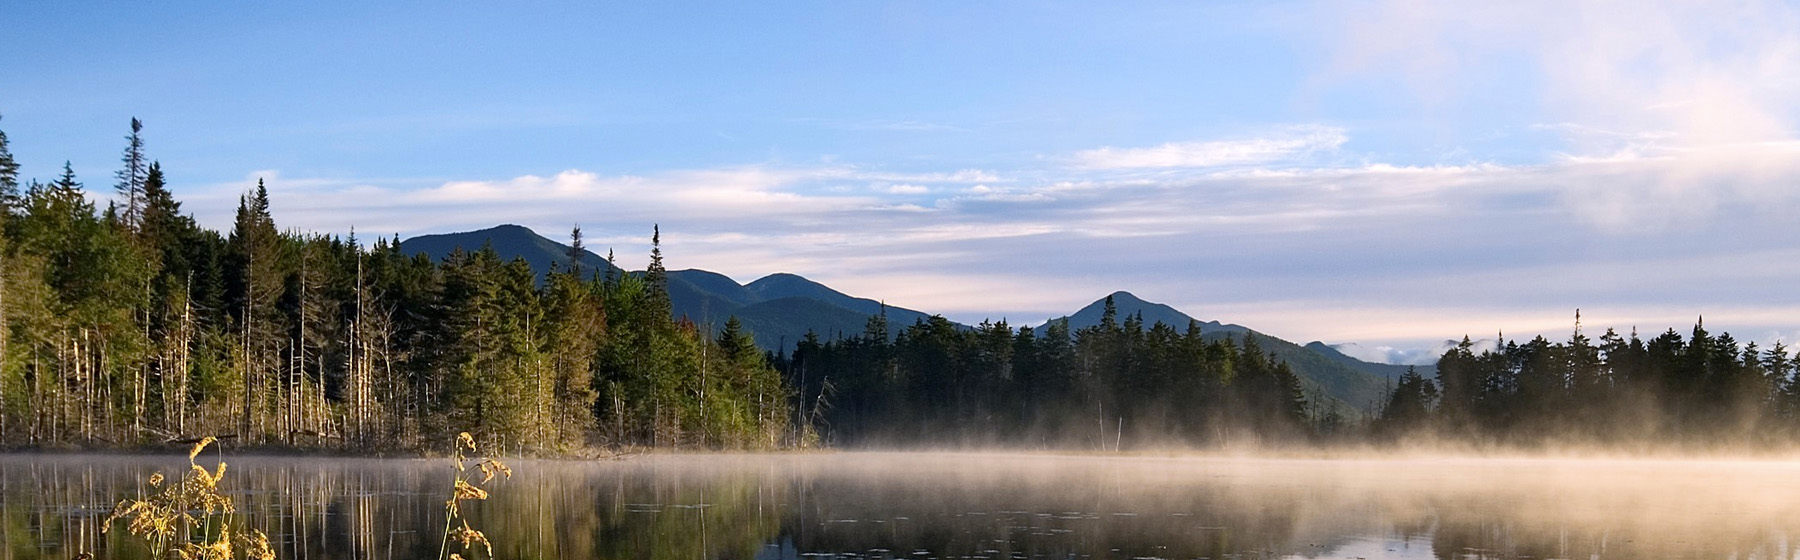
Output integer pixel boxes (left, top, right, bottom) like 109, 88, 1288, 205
2, 455, 1799, 560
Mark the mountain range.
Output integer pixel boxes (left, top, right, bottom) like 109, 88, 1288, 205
400, 224, 1428, 414
400, 225, 937, 350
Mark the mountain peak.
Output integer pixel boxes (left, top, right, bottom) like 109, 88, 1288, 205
1040, 291, 1254, 339
400, 223, 617, 280
1104, 290, 1146, 303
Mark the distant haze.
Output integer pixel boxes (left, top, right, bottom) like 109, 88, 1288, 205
1332, 340, 1503, 366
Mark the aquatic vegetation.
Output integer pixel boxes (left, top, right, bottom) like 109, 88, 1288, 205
441, 431, 512, 560
102, 437, 276, 560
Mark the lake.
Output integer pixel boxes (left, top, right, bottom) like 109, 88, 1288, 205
3, 452, 1799, 559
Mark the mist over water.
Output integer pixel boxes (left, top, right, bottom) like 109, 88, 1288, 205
5, 452, 1800, 560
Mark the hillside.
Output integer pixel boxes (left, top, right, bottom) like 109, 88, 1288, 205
1046, 292, 1394, 416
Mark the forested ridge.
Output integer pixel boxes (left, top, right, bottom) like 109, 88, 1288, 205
2, 117, 1797, 454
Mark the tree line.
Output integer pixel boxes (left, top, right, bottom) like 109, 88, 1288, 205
773, 295, 1315, 448
1375, 315, 1800, 449
0, 116, 787, 453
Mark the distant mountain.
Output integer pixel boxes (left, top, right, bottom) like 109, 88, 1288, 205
746, 273, 936, 328
1044, 291, 1396, 415
400, 224, 620, 281
400, 224, 942, 351
1042, 291, 1250, 336
731, 297, 879, 351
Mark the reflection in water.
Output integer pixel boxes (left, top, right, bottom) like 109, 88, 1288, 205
1, 453, 1798, 559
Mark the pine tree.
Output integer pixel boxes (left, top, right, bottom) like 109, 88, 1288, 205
115, 118, 148, 232
0, 114, 20, 216
646, 225, 669, 319
567, 225, 585, 279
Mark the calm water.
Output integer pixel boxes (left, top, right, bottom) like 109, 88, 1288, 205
3, 451, 1799, 560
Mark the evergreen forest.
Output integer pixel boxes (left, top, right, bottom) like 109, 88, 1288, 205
0, 117, 787, 453
1372, 321, 1800, 449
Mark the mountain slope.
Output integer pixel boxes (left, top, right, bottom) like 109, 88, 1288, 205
1046, 291, 1394, 415
1305, 341, 1433, 382
1042, 291, 1250, 336
399, 224, 619, 281
668, 269, 761, 324
731, 297, 882, 351
746, 273, 936, 327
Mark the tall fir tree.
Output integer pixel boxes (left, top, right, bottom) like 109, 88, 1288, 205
646, 224, 669, 319
115, 118, 148, 232
0, 114, 20, 216
567, 224, 585, 279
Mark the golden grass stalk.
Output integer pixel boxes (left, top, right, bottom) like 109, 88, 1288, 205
440, 431, 511, 560
103, 438, 275, 560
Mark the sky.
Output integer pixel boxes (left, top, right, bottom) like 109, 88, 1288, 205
4, 1, 1800, 363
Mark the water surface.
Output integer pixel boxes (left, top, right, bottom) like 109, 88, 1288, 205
3, 452, 1798, 559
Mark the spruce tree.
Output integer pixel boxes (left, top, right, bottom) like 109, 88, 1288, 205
115, 118, 147, 231
646, 225, 669, 319
0, 114, 20, 215
567, 225, 584, 279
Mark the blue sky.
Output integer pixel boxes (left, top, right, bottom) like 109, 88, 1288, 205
5, 1, 1800, 362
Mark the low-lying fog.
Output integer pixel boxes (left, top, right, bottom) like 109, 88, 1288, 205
9, 452, 1800, 559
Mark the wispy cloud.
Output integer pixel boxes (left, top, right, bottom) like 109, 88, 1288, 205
1072, 125, 1348, 169
877, 184, 930, 195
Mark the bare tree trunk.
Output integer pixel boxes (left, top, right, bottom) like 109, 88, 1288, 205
101, 338, 114, 441
175, 274, 192, 435
79, 329, 90, 442
136, 279, 149, 441
0, 250, 7, 444
294, 255, 306, 446
242, 297, 253, 442
350, 255, 363, 444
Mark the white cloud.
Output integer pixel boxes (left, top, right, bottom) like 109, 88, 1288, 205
1329, 340, 1499, 366
1072, 125, 1348, 169
878, 184, 930, 195
852, 168, 1005, 184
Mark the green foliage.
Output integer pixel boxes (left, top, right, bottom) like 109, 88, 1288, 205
0, 114, 19, 214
